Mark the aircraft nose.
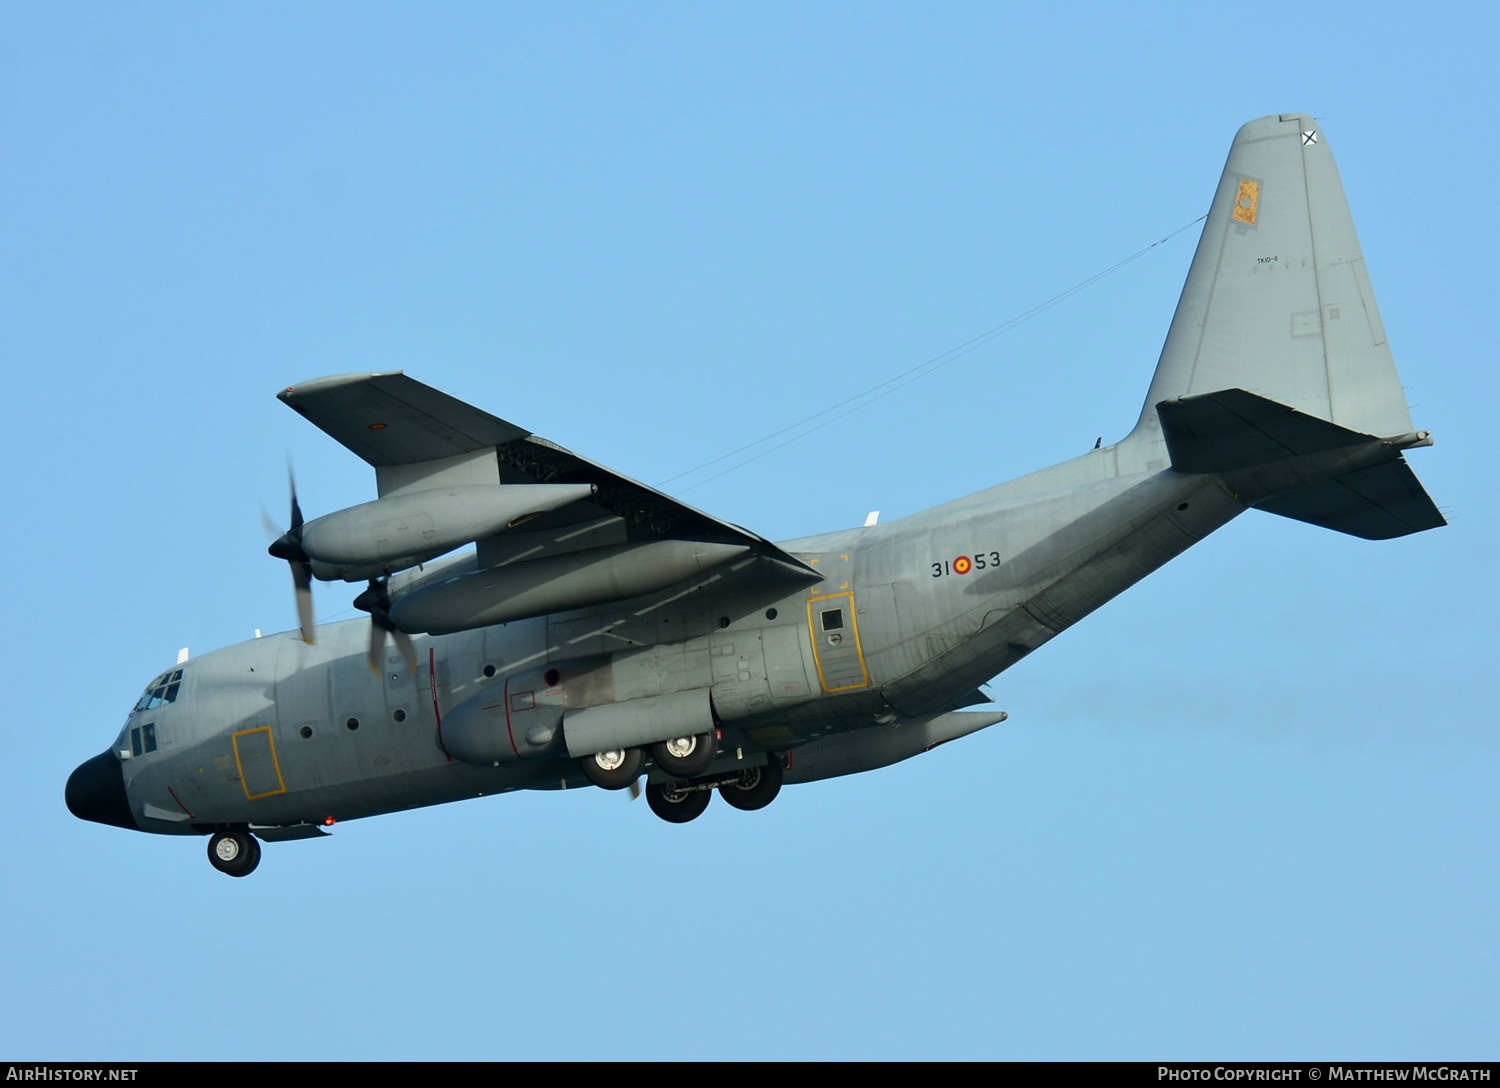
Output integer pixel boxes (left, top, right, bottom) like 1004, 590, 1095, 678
65, 750, 137, 830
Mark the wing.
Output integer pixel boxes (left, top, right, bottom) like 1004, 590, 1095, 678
278, 373, 818, 631
278, 371, 533, 469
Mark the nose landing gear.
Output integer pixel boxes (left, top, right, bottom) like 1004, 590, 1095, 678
207, 830, 261, 877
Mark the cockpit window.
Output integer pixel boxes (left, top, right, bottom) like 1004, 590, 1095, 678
134, 669, 183, 711
131, 723, 156, 756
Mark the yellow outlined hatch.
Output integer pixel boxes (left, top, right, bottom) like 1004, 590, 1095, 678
232, 726, 288, 799
806, 591, 871, 693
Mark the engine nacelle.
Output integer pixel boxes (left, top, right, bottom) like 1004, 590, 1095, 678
300, 483, 595, 579
390, 540, 749, 634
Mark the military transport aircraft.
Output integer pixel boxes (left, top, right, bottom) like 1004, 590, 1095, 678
67, 114, 1443, 876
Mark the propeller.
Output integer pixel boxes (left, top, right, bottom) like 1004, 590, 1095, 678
266, 470, 316, 644
354, 577, 417, 676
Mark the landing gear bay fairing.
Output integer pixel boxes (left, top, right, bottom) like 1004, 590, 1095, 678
67, 115, 1443, 876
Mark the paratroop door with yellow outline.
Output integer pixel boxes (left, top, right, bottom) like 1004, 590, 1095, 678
807, 591, 871, 693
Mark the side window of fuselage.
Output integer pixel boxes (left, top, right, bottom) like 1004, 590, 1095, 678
130, 723, 157, 756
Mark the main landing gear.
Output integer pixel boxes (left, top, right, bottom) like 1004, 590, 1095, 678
207, 830, 261, 877
643, 759, 784, 823
581, 742, 785, 824
645, 781, 712, 823
579, 746, 645, 790
651, 732, 716, 778
716, 761, 783, 811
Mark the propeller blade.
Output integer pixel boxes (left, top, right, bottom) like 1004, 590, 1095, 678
366, 616, 384, 677
268, 467, 315, 644
291, 554, 315, 645
358, 577, 417, 675
389, 625, 418, 674
260, 505, 282, 541
287, 466, 304, 533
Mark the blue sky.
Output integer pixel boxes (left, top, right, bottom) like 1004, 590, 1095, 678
6, 2, 1496, 1060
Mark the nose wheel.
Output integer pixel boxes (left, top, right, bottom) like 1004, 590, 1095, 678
207, 831, 261, 877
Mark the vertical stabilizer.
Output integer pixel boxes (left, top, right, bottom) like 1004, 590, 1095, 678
1130, 113, 1415, 445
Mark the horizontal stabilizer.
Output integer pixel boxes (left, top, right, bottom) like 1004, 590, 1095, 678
1159, 388, 1444, 540
1159, 388, 1371, 473
1254, 460, 1446, 540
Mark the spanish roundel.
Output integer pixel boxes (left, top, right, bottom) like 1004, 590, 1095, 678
953, 555, 972, 574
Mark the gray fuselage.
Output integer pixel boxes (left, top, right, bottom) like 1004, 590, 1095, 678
107, 439, 1242, 837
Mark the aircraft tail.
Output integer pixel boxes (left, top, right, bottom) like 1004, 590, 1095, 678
1128, 113, 1443, 539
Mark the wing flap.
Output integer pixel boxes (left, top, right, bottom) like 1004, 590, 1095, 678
492, 433, 780, 551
